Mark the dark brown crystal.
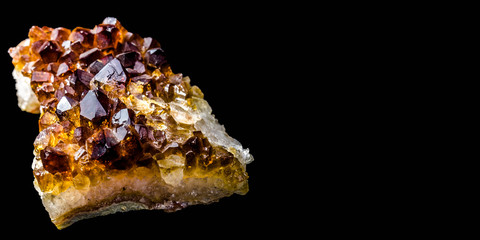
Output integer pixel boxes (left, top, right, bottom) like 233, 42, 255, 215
32, 71, 53, 83
38, 41, 63, 63
58, 50, 78, 65
79, 48, 103, 65
31, 40, 47, 56
51, 27, 71, 43
70, 27, 94, 47
75, 69, 94, 87
121, 41, 140, 53
88, 129, 108, 160
79, 90, 109, 123
93, 24, 120, 50
145, 48, 167, 68
116, 51, 140, 68
74, 126, 91, 144
67, 70, 91, 100
70, 41, 85, 53
40, 147, 71, 174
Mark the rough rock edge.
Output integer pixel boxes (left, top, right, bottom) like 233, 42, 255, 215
34, 170, 245, 229
54, 201, 150, 230
12, 69, 40, 113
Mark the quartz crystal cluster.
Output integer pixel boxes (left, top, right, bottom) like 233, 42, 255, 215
8, 17, 253, 229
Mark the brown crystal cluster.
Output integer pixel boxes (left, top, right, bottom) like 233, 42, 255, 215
9, 17, 249, 198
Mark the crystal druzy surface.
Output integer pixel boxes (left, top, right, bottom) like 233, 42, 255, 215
8, 17, 253, 229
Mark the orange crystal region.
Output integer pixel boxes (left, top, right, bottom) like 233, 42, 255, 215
9, 17, 253, 229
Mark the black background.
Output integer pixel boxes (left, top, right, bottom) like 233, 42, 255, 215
0, 4, 299, 238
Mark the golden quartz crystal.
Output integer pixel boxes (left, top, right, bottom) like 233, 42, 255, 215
8, 17, 253, 229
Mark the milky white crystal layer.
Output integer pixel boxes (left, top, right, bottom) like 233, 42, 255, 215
13, 69, 40, 113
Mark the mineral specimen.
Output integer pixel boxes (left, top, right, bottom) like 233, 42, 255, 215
8, 17, 253, 229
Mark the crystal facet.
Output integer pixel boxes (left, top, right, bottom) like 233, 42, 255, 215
79, 90, 109, 123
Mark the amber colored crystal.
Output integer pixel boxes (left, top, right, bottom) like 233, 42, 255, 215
145, 48, 167, 68
9, 17, 253, 230
40, 146, 71, 174
39, 111, 58, 131
29, 26, 52, 42
69, 27, 94, 47
51, 27, 71, 43
39, 41, 63, 63
93, 24, 121, 50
